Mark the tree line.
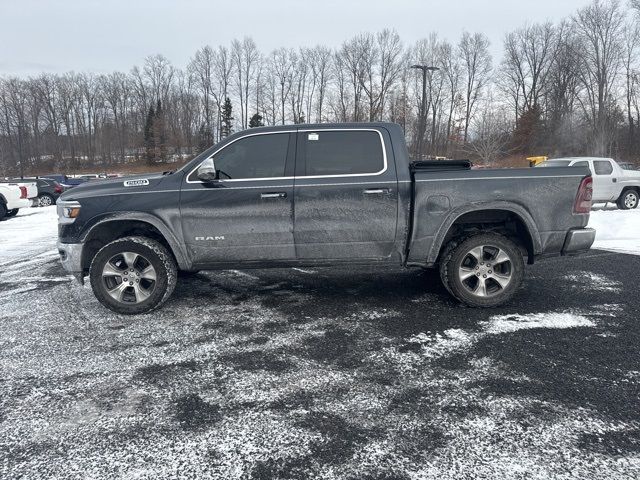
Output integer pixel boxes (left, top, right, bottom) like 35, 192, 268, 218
1, 0, 639, 176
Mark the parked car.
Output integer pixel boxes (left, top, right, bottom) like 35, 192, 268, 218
57, 123, 595, 314
12, 177, 64, 206
0, 180, 38, 220
536, 157, 640, 209
41, 174, 86, 188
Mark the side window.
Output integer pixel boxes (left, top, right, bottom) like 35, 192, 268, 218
593, 161, 613, 175
302, 131, 384, 176
193, 133, 289, 181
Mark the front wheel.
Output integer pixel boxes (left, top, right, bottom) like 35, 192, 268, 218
617, 190, 639, 210
439, 233, 525, 307
89, 236, 177, 314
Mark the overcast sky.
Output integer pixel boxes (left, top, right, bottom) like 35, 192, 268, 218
0, 0, 595, 76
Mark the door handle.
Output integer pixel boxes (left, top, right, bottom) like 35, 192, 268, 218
363, 188, 391, 195
260, 192, 287, 199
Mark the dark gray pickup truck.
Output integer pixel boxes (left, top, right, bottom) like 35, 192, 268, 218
57, 123, 595, 314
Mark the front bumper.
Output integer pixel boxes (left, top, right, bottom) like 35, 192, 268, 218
57, 241, 85, 284
562, 228, 596, 255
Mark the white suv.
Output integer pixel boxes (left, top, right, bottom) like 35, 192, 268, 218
538, 157, 640, 209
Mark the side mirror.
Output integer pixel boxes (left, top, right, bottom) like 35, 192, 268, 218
197, 158, 218, 182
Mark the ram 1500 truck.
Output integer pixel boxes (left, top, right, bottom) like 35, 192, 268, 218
57, 123, 595, 314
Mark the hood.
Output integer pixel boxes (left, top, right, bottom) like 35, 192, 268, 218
59, 172, 174, 201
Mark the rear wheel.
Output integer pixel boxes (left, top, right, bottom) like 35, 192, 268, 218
0, 203, 6, 220
89, 236, 177, 314
6, 209, 18, 217
617, 189, 639, 210
39, 193, 55, 207
439, 233, 525, 307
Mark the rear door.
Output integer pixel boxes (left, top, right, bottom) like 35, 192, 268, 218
180, 131, 297, 266
293, 128, 398, 260
592, 160, 617, 201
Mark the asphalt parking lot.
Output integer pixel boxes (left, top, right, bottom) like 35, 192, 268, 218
1, 208, 639, 479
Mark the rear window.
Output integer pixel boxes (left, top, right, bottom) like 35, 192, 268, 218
536, 160, 572, 167
572, 161, 589, 169
302, 130, 384, 176
594, 161, 613, 175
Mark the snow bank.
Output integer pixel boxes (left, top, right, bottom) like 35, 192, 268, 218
588, 208, 640, 256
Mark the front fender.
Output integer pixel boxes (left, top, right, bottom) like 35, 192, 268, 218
80, 211, 190, 270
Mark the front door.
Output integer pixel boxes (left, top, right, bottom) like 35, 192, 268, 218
180, 132, 296, 266
293, 128, 399, 260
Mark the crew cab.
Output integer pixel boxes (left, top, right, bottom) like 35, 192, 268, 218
0, 180, 38, 219
537, 157, 640, 209
57, 123, 595, 314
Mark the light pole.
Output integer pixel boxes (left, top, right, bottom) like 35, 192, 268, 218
411, 64, 440, 159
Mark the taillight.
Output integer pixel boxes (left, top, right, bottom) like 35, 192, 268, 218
19, 186, 27, 199
54, 184, 63, 193
574, 176, 593, 214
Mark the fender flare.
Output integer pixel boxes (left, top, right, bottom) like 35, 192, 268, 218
81, 212, 190, 270
426, 201, 542, 264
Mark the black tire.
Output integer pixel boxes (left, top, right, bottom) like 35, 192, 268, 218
439, 233, 525, 308
617, 189, 639, 210
6, 209, 19, 218
0, 202, 6, 221
39, 193, 55, 207
89, 236, 177, 315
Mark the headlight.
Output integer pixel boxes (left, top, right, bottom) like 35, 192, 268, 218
57, 201, 81, 224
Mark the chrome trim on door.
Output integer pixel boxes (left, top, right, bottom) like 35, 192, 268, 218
186, 128, 388, 184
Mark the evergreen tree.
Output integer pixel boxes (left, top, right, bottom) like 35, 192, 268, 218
249, 112, 264, 128
220, 98, 234, 139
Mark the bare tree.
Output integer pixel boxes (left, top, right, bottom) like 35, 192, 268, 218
269, 47, 295, 124
358, 29, 404, 121
500, 22, 557, 119
308, 46, 332, 122
573, 0, 625, 155
458, 32, 493, 143
231, 37, 260, 129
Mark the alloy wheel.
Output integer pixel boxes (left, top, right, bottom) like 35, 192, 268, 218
458, 245, 513, 298
101, 251, 157, 304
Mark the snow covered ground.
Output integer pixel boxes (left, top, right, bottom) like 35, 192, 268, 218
589, 206, 640, 256
0, 206, 58, 266
1, 206, 639, 479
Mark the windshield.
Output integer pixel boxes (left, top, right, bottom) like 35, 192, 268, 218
535, 160, 572, 167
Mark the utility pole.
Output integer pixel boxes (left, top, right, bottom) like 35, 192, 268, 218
411, 64, 440, 159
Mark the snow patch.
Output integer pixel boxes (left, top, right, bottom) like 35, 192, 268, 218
563, 271, 622, 293
291, 267, 317, 274
483, 312, 595, 334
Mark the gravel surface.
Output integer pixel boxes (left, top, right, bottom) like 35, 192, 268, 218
1, 208, 639, 479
